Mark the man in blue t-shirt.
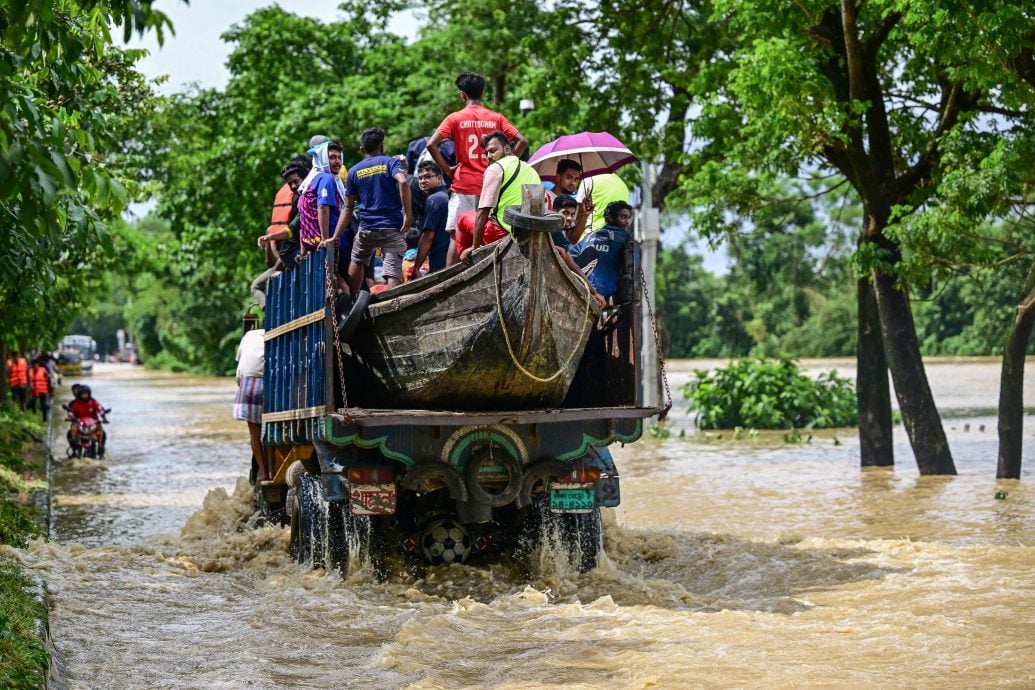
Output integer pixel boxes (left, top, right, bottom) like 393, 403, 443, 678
571, 200, 633, 300
408, 160, 451, 280
334, 127, 412, 296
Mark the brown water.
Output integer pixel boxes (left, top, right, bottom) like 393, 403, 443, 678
7, 361, 1035, 688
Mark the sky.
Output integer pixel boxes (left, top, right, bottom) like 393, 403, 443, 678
131, 1, 418, 93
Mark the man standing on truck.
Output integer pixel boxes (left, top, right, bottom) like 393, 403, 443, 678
297, 140, 347, 289
426, 72, 527, 265
332, 127, 412, 297
408, 160, 451, 280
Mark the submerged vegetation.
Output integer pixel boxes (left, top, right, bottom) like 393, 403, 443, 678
682, 359, 858, 431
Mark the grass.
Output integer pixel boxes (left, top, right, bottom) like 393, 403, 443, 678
0, 559, 49, 690
0, 404, 50, 689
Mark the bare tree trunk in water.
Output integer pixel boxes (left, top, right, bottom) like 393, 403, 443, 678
872, 270, 956, 475
997, 263, 1035, 479
857, 278, 893, 466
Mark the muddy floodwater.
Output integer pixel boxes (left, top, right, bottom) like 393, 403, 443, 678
8, 361, 1035, 688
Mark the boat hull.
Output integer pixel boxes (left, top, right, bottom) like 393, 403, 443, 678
343, 231, 599, 410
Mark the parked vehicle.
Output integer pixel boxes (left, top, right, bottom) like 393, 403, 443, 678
60, 335, 96, 373
57, 349, 82, 377
256, 196, 661, 575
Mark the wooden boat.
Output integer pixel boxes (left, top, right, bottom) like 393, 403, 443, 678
342, 207, 601, 411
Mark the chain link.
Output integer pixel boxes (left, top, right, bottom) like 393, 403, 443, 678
640, 269, 672, 419
324, 247, 350, 415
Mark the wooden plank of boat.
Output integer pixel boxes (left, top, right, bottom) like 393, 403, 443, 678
343, 226, 600, 410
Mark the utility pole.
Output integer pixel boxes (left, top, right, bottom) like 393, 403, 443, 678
637, 162, 661, 410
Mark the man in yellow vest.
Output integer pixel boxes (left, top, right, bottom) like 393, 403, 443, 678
454, 130, 541, 265
6, 353, 29, 409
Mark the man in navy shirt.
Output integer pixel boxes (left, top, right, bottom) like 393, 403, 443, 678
571, 200, 633, 300
408, 160, 451, 279
333, 127, 412, 296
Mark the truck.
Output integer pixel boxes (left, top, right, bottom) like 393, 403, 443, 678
254, 198, 662, 574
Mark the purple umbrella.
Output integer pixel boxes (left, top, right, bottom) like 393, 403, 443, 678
527, 131, 638, 181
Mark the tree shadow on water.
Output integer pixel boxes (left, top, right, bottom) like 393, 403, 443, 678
591, 526, 909, 614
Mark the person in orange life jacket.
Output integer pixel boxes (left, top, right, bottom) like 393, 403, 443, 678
257, 156, 311, 274
28, 358, 52, 421
6, 353, 28, 409
455, 131, 540, 264
69, 384, 108, 455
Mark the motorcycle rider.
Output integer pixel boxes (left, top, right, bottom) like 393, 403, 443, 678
68, 385, 108, 458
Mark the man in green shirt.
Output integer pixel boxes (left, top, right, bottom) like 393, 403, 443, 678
574, 172, 629, 241
455, 130, 540, 264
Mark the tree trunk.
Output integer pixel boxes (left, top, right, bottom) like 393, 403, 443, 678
493, 73, 506, 105
857, 277, 894, 466
996, 264, 1035, 479
872, 269, 956, 475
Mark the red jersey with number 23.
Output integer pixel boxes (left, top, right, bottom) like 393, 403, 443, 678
436, 103, 519, 196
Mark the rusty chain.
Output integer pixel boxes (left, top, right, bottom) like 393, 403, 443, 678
324, 247, 350, 415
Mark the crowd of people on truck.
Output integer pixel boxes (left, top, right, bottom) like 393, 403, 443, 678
251, 71, 633, 311
236, 70, 635, 482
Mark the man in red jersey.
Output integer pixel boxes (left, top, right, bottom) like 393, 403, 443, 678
426, 71, 527, 265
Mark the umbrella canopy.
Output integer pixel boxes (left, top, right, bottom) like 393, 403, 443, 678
527, 131, 638, 180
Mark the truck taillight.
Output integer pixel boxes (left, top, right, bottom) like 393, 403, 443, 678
571, 467, 601, 483
347, 466, 394, 484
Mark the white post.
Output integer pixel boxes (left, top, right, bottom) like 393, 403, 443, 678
636, 162, 661, 410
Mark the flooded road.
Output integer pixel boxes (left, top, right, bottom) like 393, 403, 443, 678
8, 361, 1035, 688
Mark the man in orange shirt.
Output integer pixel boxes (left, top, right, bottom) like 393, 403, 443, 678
426, 72, 527, 265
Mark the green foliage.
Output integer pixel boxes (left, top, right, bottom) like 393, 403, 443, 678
682, 359, 858, 430
0, 559, 49, 690
0, 1, 169, 361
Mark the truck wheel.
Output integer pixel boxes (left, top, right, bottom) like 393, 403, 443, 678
326, 502, 356, 572
559, 509, 602, 573
294, 473, 328, 568
525, 494, 601, 573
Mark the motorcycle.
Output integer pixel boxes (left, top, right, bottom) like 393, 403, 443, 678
62, 404, 111, 459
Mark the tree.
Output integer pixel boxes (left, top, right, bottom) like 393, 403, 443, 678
655, 245, 721, 357
680, 0, 1034, 474
0, 1, 171, 394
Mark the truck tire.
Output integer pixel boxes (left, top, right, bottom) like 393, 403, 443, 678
524, 493, 601, 573
294, 473, 327, 568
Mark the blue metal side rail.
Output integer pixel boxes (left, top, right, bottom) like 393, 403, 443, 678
261, 246, 336, 445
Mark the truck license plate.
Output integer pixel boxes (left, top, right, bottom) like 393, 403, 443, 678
349, 483, 397, 515
549, 483, 596, 513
